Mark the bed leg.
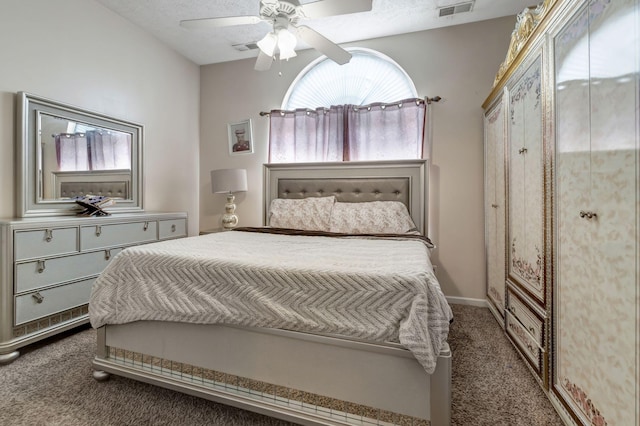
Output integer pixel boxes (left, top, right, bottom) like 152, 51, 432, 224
430, 343, 452, 426
92, 370, 111, 382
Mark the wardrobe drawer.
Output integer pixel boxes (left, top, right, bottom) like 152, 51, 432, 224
15, 249, 121, 294
14, 227, 78, 261
506, 311, 543, 373
15, 278, 94, 325
506, 289, 544, 346
159, 218, 187, 240
80, 221, 157, 250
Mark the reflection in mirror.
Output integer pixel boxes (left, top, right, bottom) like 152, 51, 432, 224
17, 92, 143, 217
38, 112, 132, 200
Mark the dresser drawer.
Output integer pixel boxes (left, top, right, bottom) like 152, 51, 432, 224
15, 278, 95, 325
159, 218, 187, 240
506, 289, 544, 346
80, 221, 157, 250
15, 249, 121, 294
506, 311, 543, 373
14, 227, 78, 261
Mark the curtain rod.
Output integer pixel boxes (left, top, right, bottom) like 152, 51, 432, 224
259, 96, 441, 116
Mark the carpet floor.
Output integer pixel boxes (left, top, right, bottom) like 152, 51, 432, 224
0, 304, 563, 425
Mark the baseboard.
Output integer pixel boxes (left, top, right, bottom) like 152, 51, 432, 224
445, 296, 488, 308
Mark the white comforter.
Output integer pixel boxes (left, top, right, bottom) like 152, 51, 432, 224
89, 230, 453, 374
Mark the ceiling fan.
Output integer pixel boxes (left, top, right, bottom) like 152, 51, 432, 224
180, 0, 373, 71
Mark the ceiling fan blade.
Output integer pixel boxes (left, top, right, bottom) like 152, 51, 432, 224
293, 25, 351, 65
300, 0, 373, 19
255, 50, 274, 71
180, 15, 262, 29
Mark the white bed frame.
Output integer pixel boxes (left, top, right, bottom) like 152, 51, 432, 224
92, 159, 451, 426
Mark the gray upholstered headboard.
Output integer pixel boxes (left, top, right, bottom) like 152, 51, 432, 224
263, 160, 428, 235
275, 178, 410, 205
59, 181, 129, 199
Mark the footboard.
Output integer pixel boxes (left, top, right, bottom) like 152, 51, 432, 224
93, 321, 451, 426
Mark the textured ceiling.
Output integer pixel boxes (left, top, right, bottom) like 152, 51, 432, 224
95, 0, 536, 65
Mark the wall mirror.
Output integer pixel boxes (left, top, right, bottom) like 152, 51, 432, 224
16, 92, 144, 217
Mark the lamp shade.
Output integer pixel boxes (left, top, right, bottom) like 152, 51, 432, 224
277, 29, 297, 60
257, 32, 277, 57
211, 168, 248, 194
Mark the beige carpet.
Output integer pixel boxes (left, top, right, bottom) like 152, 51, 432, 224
0, 304, 563, 425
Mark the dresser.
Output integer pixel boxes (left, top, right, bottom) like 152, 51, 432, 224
483, 0, 639, 424
0, 212, 187, 364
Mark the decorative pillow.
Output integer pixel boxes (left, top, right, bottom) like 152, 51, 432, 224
268, 196, 336, 231
329, 201, 419, 234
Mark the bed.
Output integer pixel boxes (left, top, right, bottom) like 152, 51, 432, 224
91, 159, 453, 426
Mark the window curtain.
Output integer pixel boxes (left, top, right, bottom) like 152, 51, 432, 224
55, 133, 89, 171
268, 106, 345, 163
87, 130, 131, 170
268, 98, 427, 163
55, 131, 131, 171
346, 100, 425, 161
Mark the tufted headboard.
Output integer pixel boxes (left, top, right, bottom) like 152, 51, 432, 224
263, 160, 428, 235
59, 181, 129, 199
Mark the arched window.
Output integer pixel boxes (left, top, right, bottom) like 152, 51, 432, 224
269, 48, 427, 163
282, 48, 418, 109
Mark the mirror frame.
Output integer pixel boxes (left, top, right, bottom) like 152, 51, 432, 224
16, 92, 144, 217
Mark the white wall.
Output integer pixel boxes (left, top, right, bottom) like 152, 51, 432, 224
0, 0, 200, 235
200, 16, 515, 300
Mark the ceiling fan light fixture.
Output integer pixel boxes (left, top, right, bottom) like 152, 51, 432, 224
257, 31, 278, 56
277, 28, 297, 60
180, 0, 372, 71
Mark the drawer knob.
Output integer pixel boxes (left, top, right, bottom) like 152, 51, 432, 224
37, 260, 46, 273
32, 292, 44, 304
171, 224, 176, 232
105, 249, 111, 261
143, 222, 149, 231
491, 203, 499, 208
518, 147, 528, 154
44, 229, 53, 242
95, 225, 102, 237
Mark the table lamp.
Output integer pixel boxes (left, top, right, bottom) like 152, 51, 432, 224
211, 168, 248, 230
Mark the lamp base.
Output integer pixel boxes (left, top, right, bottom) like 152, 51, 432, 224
222, 193, 239, 230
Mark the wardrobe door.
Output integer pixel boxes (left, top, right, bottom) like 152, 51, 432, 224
552, 0, 639, 425
507, 53, 545, 306
484, 93, 507, 323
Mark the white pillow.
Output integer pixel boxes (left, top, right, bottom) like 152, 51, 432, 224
329, 201, 418, 234
269, 196, 336, 231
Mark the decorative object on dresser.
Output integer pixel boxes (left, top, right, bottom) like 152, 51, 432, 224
482, 0, 639, 425
72, 195, 115, 217
211, 168, 248, 230
0, 213, 187, 364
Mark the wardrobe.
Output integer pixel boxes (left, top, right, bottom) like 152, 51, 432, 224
483, 0, 639, 425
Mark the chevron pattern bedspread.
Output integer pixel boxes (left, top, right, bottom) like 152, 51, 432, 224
89, 230, 453, 374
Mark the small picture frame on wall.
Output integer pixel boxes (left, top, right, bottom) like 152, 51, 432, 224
228, 119, 254, 155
